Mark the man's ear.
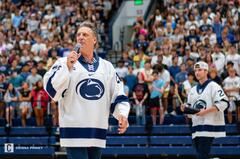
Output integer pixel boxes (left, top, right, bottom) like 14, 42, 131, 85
93, 38, 98, 48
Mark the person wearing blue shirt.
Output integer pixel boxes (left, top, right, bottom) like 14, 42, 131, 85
12, 11, 23, 28
124, 65, 137, 98
149, 71, 165, 125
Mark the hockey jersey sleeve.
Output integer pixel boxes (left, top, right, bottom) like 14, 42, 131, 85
43, 57, 70, 101
211, 83, 229, 112
109, 64, 130, 120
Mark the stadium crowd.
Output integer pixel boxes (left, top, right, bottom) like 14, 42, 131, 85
0, 0, 116, 127
117, 0, 240, 125
0, 0, 240, 127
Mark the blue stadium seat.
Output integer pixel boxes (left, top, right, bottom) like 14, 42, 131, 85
0, 118, 6, 127
107, 124, 239, 135
106, 136, 240, 146
9, 136, 56, 145
0, 127, 57, 136
0, 136, 56, 146
109, 115, 187, 125
102, 146, 240, 156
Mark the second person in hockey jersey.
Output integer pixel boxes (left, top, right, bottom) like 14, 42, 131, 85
181, 61, 229, 159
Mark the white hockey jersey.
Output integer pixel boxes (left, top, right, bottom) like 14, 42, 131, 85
187, 79, 229, 139
43, 53, 130, 148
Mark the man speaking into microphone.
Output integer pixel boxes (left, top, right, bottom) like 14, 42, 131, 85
43, 21, 130, 159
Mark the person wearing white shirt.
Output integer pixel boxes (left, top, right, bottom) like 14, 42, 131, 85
157, 65, 170, 114
31, 36, 47, 55
223, 68, 240, 124
115, 60, 128, 78
211, 44, 225, 75
225, 45, 240, 75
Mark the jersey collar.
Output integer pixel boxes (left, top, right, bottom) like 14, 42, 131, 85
78, 52, 99, 72
196, 79, 211, 94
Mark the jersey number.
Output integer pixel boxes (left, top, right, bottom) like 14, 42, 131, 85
218, 90, 224, 97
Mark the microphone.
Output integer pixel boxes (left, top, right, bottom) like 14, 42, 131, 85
71, 43, 81, 63
73, 43, 81, 54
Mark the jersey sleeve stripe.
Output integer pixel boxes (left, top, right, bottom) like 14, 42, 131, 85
110, 95, 129, 113
46, 71, 57, 98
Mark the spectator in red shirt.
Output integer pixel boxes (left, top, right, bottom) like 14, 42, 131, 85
31, 80, 49, 126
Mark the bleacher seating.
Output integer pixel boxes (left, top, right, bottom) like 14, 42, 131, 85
0, 115, 239, 158
104, 124, 240, 158
0, 127, 56, 157
0, 114, 239, 158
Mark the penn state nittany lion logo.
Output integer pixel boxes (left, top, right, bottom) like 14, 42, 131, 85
76, 78, 104, 100
193, 99, 207, 109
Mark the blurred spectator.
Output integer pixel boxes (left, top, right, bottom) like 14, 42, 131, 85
19, 82, 32, 127
185, 25, 200, 46
0, 74, 8, 118
9, 59, 22, 74
148, 71, 165, 125
19, 64, 31, 81
8, 71, 24, 90
225, 45, 240, 75
115, 60, 128, 79
141, 61, 153, 84
37, 60, 47, 77
185, 58, 194, 73
124, 65, 137, 98
20, 49, 31, 64
132, 56, 143, 76
0, 55, 9, 75
212, 44, 225, 75
213, 14, 223, 39
223, 68, 240, 124
133, 72, 149, 125
218, 26, 235, 45
162, 47, 172, 67
175, 63, 188, 86
134, 34, 149, 52
31, 80, 49, 126
26, 67, 42, 89
151, 47, 163, 66
12, 10, 23, 29
205, 53, 216, 69
4, 83, 19, 126
221, 61, 234, 80
31, 36, 47, 55
209, 67, 222, 85
120, 51, 133, 67
181, 71, 196, 102
199, 11, 212, 34
157, 65, 170, 114
133, 47, 150, 69
169, 56, 181, 85
27, 13, 40, 33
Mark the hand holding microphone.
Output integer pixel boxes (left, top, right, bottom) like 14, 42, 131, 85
67, 43, 81, 70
